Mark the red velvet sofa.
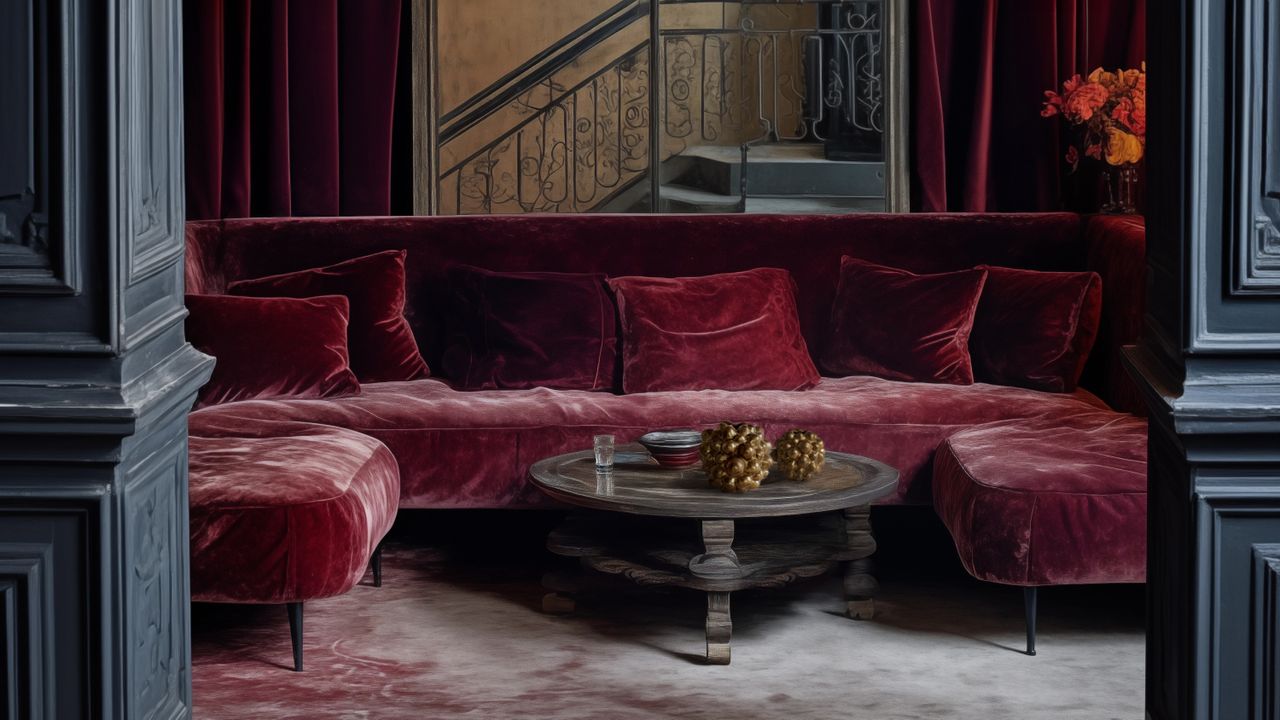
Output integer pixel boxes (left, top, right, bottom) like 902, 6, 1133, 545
184, 212, 1147, 656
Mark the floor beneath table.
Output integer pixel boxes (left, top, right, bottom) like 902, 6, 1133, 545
191, 510, 1144, 719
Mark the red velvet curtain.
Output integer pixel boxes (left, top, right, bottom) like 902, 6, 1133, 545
184, 0, 406, 220
913, 0, 1146, 212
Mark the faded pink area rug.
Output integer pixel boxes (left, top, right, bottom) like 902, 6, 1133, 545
192, 541, 1143, 719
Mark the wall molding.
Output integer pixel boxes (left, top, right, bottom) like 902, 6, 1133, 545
1232, 0, 1280, 295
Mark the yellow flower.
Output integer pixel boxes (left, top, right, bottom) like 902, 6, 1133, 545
1088, 67, 1118, 88
1105, 127, 1144, 165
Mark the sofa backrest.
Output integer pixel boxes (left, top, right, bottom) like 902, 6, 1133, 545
185, 212, 1145, 413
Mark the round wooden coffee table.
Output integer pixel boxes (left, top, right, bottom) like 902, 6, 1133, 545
529, 445, 899, 664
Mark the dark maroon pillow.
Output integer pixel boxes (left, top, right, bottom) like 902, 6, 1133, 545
822, 257, 988, 385
227, 250, 429, 383
970, 266, 1103, 392
608, 268, 819, 393
441, 265, 619, 391
185, 294, 360, 409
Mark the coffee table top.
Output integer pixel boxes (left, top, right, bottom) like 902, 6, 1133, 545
529, 445, 899, 519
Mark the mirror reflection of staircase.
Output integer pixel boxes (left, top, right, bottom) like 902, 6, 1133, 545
417, 0, 907, 215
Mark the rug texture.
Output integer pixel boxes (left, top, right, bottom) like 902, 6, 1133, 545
192, 524, 1143, 720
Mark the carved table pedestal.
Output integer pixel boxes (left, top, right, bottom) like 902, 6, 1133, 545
530, 447, 899, 664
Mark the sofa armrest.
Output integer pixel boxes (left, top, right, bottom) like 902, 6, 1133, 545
1084, 214, 1147, 416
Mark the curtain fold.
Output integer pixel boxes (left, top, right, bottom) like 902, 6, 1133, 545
184, 0, 403, 220
912, 0, 1146, 212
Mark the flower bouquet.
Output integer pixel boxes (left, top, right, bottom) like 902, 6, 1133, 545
1042, 64, 1146, 213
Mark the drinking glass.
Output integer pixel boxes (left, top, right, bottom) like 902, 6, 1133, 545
593, 434, 615, 470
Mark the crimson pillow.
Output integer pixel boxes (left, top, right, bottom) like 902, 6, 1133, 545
185, 294, 360, 409
822, 257, 988, 385
227, 250, 429, 383
970, 266, 1103, 392
441, 265, 619, 391
608, 268, 819, 393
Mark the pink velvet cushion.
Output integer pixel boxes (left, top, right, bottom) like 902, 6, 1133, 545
822, 257, 988, 384
188, 415, 400, 604
933, 411, 1147, 586
970, 266, 1103, 392
228, 250, 429, 383
441, 265, 618, 391
185, 294, 360, 409
608, 268, 819, 393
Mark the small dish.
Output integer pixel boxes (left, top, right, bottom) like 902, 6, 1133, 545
638, 430, 703, 468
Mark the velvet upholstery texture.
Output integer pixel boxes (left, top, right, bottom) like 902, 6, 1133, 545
191, 376, 1111, 508
933, 412, 1147, 586
187, 415, 400, 604
970, 266, 1103, 392
822, 258, 987, 384
185, 294, 360, 409
1084, 215, 1147, 415
183, 214, 1101, 394
229, 250, 429, 383
441, 266, 618, 391
608, 268, 819, 393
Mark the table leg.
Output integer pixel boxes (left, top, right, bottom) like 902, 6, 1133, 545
688, 519, 741, 580
842, 505, 879, 620
541, 570, 577, 614
705, 591, 732, 665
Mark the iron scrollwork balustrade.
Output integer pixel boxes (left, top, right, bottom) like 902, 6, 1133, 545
661, 1, 883, 151
440, 46, 651, 215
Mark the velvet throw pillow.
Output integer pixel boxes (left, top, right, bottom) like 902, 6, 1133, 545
608, 268, 819, 393
227, 250, 429, 383
185, 294, 361, 409
441, 265, 619, 391
822, 257, 988, 385
970, 266, 1103, 392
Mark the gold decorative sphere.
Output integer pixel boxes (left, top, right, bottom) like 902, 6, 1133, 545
773, 429, 826, 481
700, 422, 773, 493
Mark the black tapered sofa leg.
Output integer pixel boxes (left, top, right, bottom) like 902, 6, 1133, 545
1024, 587, 1038, 656
287, 602, 304, 671
372, 542, 384, 588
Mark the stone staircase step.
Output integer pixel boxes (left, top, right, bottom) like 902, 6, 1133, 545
658, 185, 884, 214
671, 143, 886, 197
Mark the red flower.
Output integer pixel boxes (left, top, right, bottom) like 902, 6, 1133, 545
1062, 82, 1110, 122
1065, 145, 1080, 171
1085, 144, 1102, 160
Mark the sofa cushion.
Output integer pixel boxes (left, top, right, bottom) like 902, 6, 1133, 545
188, 415, 400, 604
192, 376, 1110, 509
822, 258, 988, 385
228, 250, 430, 383
441, 265, 618, 391
608, 268, 819, 393
970, 266, 1103, 392
932, 412, 1146, 586
185, 294, 361, 409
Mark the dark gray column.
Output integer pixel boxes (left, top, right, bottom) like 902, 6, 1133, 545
0, 1, 211, 718
1134, 1, 1280, 718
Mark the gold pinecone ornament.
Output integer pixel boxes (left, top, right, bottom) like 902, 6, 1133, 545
700, 422, 773, 493
773, 429, 826, 481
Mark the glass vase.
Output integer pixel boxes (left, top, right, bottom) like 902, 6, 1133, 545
1100, 163, 1139, 214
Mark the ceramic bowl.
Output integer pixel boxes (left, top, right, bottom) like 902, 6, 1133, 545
638, 430, 703, 468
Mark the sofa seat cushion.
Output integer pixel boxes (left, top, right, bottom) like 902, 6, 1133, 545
192, 376, 1110, 509
933, 412, 1147, 587
187, 415, 400, 604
